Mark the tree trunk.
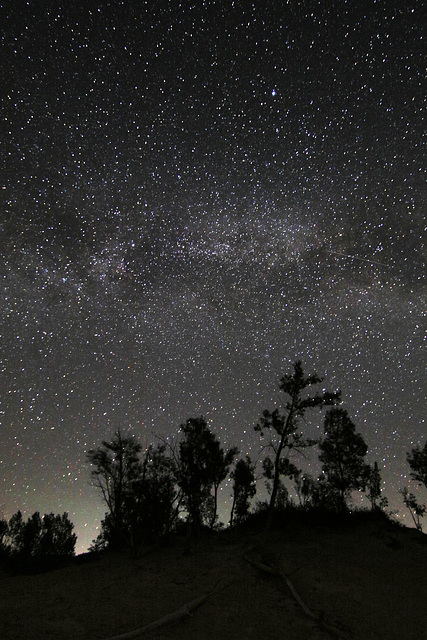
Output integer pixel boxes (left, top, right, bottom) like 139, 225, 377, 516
229, 493, 236, 527
211, 484, 219, 529
265, 440, 285, 532
265, 407, 294, 532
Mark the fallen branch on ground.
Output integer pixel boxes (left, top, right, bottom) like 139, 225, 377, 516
243, 555, 350, 639
243, 555, 318, 620
98, 579, 228, 640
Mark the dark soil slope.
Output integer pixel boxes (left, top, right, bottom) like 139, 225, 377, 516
0, 515, 425, 640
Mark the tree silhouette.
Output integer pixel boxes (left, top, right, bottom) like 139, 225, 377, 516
407, 441, 427, 489
87, 430, 143, 549
400, 487, 426, 532
208, 441, 238, 528
136, 444, 180, 543
262, 455, 300, 510
402, 440, 427, 532
7, 511, 27, 556
229, 456, 256, 526
366, 461, 388, 511
0, 517, 7, 549
255, 360, 340, 529
175, 416, 233, 531
318, 408, 368, 511
38, 512, 77, 557
293, 472, 318, 508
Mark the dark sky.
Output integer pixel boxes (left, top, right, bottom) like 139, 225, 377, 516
1, 0, 425, 552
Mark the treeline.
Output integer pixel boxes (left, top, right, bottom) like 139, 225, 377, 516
0, 511, 76, 573
86, 360, 427, 553
1, 361, 425, 569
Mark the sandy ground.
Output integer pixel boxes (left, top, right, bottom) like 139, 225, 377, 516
0, 517, 426, 640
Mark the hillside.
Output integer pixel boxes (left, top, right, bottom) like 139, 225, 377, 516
0, 514, 426, 640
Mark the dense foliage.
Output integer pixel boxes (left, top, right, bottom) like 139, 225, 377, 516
229, 456, 257, 526
88, 433, 179, 552
318, 408, 369, 512
0, 510, 76, 572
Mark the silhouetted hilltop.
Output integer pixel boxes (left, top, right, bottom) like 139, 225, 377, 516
0, 511, 425, 640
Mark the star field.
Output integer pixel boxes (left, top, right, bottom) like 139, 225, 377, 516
1, 1, 425, 551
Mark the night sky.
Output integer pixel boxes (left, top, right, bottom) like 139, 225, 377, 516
1, 1, 425, 552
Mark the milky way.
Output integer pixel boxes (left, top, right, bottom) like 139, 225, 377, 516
1, 1, 425, 551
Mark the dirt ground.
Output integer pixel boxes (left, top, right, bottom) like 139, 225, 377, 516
0, 517, 426, 640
